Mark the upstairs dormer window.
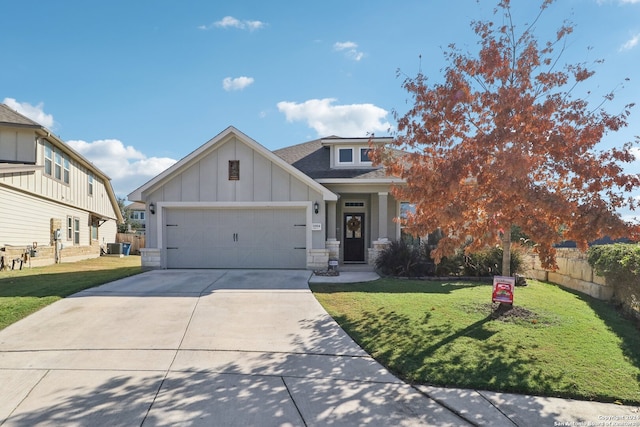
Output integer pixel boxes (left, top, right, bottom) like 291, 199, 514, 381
338, 148, 354, 164
360, 148, 372, 163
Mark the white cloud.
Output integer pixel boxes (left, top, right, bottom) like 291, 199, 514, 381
67, 139, 176, 197
619, 33, 640, 51
333, 41, 365, 61
277, 98, 391, 137
222, 76, 255, 91
2, 97, 54, 128
199, 16, 266, 31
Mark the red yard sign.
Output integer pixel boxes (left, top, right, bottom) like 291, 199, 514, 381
492, 276, 515, 304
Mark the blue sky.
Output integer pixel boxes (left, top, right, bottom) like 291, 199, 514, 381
1, 0, 639, 219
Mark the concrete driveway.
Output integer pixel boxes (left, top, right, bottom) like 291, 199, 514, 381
0, 269, 467, 426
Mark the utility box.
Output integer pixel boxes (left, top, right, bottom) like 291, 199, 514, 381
107, 243, 123, 255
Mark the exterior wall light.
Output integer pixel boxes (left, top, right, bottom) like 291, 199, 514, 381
149, 203, 155, 215
314, 201, 319, 214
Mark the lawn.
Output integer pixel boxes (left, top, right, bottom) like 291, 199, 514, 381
0, 255, 143, 330
311, 278, 640, 405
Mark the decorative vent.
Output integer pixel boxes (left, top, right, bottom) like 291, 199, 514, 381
229, 160, 240, 180
345, 202, 365, 207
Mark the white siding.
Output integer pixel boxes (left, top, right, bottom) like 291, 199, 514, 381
0, 185, 117, 247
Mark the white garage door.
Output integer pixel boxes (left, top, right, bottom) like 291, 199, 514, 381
164, 208, 307, 269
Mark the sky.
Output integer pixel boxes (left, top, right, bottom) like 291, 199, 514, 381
1, 0, 639, 219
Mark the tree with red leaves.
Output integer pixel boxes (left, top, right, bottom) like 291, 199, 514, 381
372, 0, 639, 276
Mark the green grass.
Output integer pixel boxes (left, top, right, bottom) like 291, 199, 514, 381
311, 279, 640, 405
0, 256, 143, 330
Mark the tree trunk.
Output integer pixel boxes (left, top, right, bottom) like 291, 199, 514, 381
502, 225, 511, 277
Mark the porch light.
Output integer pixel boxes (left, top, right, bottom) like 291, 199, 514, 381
149, 203, 155, 215
314, 201, 319, 214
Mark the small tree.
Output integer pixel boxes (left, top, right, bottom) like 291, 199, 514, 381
373, 0, 639, 274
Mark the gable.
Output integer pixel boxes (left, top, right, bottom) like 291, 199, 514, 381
128, 126, 337, 203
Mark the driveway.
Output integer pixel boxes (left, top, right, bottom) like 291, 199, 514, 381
0, 270, 467, 426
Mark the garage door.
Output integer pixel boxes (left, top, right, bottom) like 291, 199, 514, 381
164, 208, 307, 269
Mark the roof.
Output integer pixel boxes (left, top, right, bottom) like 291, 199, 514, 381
0, 104, 41, 128
273, 139, 392, 180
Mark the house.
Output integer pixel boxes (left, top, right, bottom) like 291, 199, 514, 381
126, 201, 147, 233
127, 126, 406, 270
0, 104, 123, 267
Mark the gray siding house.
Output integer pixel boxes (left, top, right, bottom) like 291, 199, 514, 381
128, 126, 404, 270
0, 104, 122, 267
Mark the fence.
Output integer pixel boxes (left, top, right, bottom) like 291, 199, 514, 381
116, 233, 146, 255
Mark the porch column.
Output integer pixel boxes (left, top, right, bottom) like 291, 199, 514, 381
377, 192, 388, 240
327, 201, 337, 240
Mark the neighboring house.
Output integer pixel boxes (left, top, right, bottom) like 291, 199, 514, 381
127, 201, 146, 233
128, 126, 406, 270
0, 104, 122, 267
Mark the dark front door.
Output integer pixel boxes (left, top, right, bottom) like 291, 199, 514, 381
344, 213, 365, 262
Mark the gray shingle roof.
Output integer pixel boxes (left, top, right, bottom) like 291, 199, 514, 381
273, 139, 391, 179
0, 104, 42, 128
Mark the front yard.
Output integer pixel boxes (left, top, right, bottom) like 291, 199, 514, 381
311, 278, 640, 405
0, 256, 143, 330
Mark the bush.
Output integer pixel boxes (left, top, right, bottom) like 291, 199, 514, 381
375, 240, 432, 277
460, 246, 523, 277
374, 241, 523, 278
587, 244, 640, 322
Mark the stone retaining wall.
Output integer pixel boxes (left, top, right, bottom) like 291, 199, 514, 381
523, 248, 613, 300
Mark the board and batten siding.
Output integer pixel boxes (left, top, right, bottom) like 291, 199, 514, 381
0, 130, 117, 220
144, 136, 324, 249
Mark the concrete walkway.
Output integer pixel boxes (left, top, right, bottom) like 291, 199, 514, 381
0, 270, 637, 426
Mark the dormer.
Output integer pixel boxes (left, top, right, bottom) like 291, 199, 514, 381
321, 136, 393, 169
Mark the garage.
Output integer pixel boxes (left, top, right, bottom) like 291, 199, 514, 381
164, 207, 307, 269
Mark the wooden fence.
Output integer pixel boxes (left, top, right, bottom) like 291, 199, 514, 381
116, 233, 146, 255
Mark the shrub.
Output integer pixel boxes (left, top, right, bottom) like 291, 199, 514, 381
374, 241, 523, 278
587, 244, 640, 322
461, 246, 524, 277
375, 240, 432, 277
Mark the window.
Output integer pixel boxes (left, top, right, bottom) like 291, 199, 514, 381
88, 174, 94, 196
229, 160, 240, 180
338, 148, 353, 164
63, 158, 70, 184
91, 218, 98, 241
400, 202, 420, 246
44, 143, 53, 175
130, 211, 145, 221
360, 148, 372, 163
54, 152, 62, 180
67, 216, 73, 240
74, 218, 80, 245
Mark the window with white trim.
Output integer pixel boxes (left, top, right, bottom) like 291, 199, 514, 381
63, 158, 70, 184
54, 151, 62, 180
73, 217, 80, 245
88, 174, 94, 196
44, 143, 53, 176
360, 148, 372, 163
338, 148, 353, 164
67, 216, 73, 241
400, 202, 420, 246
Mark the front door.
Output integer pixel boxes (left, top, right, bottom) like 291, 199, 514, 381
344, 213, 365, 262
